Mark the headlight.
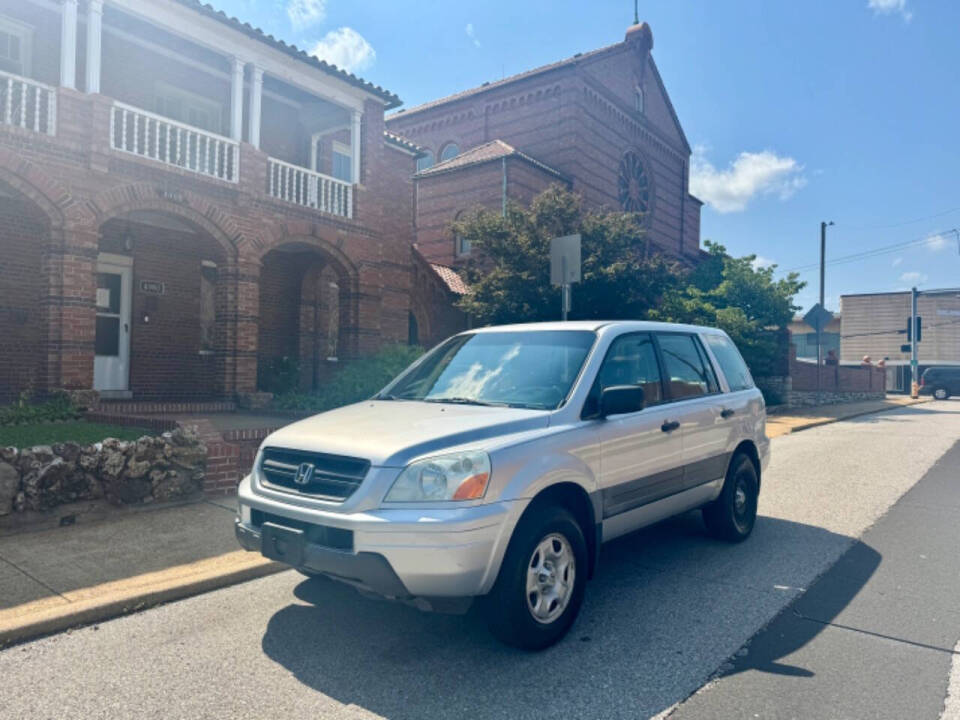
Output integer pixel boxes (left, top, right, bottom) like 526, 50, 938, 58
384, 451, 491, 502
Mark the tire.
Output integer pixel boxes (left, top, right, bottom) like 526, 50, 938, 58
702, 453, 759, 542
933, 387, 949, 400
483, 505, 588, 651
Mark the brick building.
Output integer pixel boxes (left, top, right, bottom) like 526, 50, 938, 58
0, 0, 465, 403
386, 22, 703, 268
0, 2, 697, 404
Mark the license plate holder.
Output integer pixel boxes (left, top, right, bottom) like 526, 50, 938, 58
260, 522, 305, 567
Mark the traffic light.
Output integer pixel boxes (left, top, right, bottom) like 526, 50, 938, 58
906, 316, 922, 342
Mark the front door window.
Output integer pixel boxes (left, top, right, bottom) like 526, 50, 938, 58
94, 259, 132, 392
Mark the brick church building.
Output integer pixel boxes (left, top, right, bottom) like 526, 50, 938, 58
0, 0, 700, 404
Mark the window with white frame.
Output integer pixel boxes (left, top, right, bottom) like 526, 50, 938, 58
154, 82, 223, 134
331, 141, 352, 182
0, 15, 32, 78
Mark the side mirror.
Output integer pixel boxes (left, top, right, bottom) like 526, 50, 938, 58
600, 385, 645, 418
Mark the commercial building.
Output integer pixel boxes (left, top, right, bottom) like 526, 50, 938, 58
840, 289, 960, 391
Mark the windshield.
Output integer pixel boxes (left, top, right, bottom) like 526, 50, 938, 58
379, 330, 596, 409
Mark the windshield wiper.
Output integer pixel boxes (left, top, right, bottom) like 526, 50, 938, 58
423, 397, 503, 407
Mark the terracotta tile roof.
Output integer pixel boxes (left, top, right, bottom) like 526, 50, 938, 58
389, 42, 620, 119
416, 139, 567, 180
171, 0, 401, 108
429, 263, 469, 295
383, 131, 424, 155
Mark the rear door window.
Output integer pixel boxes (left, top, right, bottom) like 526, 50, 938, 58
703, 333, 755, 392
656, 333, 718, 399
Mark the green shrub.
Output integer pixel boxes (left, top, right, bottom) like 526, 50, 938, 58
272, 344, 424, 413
0, 391, 81, 427
257, 356, 302, 394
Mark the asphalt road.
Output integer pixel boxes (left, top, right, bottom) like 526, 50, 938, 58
2, 401, 959, 720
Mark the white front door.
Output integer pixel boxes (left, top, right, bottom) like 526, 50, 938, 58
93, 254, 132, 392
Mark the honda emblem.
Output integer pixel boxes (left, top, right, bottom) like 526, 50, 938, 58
294, 462, 314, 485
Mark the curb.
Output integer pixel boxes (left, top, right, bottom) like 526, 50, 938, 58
768, 398, 929, 438
0, 551, 284, 648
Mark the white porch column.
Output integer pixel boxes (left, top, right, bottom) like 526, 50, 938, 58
84, 0, 103, 93
60, 0, 78, 90
248, 65, 263, 149
309, 134, 319, 171
229, 57, 243, 141
350, 109, 362, 185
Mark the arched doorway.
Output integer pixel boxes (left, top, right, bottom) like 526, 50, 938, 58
96, 210, 231, 399
257, 243, 355, 394
0, 179, 53, 402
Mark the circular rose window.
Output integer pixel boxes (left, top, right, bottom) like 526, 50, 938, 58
618, 151, 651, 215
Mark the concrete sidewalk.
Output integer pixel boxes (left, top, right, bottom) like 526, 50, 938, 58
0, 496, 280, 647
0, 395, 929, 648
765, 395, 927, 438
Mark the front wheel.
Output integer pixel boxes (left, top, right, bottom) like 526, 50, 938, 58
933, 387, 950, 400
482, 505, 587, 651
702, 453, 759, 542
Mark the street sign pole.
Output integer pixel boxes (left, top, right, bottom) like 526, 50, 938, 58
551, 234, 581, 322
911, 286, 919, 399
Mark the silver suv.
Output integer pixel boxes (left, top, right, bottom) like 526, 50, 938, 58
236, 321, 770, 649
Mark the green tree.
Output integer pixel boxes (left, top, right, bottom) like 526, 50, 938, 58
454, 185, 683, 324
652, 241, 806, 375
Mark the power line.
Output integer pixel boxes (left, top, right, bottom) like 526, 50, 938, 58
838, 206, 960, 231
784, 228, 959, 274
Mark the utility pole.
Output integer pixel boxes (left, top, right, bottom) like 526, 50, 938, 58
817, 221, 834, 404
910, 286, 919, 399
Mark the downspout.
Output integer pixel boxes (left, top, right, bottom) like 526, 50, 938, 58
501, 157, 507, 217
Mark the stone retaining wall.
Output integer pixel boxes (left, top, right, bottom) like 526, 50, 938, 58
0, 427, 205, 516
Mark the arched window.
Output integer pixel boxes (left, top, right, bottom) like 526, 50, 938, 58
439, 143, 459, 162
416, 150, 434, 172
635, 86, 644, 114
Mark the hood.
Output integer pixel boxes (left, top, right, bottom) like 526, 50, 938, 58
261, 400, 551, 467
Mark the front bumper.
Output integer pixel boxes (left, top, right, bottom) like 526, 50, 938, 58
236, 475, 525, 598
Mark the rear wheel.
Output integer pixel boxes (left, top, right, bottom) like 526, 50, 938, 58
483, 505, 587, 651
703, 453, 759, 542
933, 387, 950, 400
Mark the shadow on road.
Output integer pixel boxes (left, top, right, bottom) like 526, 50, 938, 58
260, 512, 879, 720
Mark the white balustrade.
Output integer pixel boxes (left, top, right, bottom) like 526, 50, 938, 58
267, 157, 353, 219
0, 71, 56, 136
109, 101, 238, 183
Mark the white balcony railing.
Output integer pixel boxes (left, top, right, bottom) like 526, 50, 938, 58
267, 157, 353, 219
0, 71, 56, 136
110, 101, 238, 183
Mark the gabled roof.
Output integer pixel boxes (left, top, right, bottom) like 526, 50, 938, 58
389, 41, 620, 119
429, 263, 469, 295
415, 139, 567, 180
171, 0, 401, 108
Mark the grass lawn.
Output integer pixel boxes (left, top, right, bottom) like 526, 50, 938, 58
0, 421, 152, 449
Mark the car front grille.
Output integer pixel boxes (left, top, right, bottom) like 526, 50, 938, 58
259, 447, 370, 502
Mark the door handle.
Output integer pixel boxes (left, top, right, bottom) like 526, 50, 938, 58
721, 408, 735, 419
661, 420, 680, 433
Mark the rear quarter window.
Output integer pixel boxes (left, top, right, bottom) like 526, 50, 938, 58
703, 334, 754, 392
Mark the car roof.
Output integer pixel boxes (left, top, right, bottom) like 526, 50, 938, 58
464, 320, 726, 335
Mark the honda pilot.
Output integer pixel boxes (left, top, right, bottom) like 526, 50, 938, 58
236, 321, 770, 649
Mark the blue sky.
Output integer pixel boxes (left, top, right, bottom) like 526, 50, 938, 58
218, 0, 960, 311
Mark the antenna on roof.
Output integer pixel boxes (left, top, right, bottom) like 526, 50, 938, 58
633, 0, 639, 24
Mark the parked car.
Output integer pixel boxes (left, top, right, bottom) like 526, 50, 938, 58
236, 321, 770, 650
920, 366, 960, 400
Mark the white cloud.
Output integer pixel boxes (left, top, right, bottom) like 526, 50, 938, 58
900, 271, 928, 285
310, 27, 376, 73
867, 0, 912, 21
287, 0, 326, 29
926, 233, 950, 252
689, 146, 807, 213
751, 255, 776, 270
465, 23, 481, 48
892, 256, 903, 267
